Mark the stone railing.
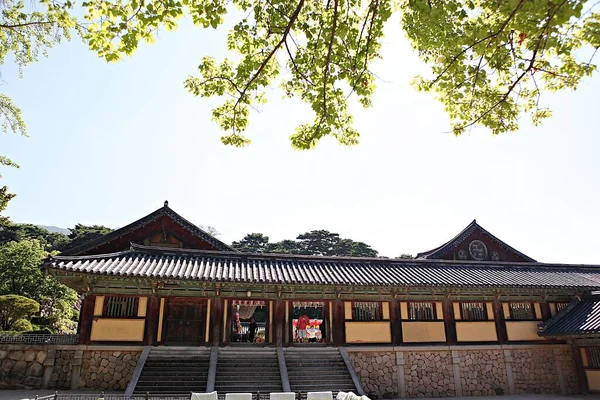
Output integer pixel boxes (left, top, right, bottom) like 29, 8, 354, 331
0, 334, 79, 345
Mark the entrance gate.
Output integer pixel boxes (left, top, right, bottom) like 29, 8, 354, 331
163, 298, 206, 345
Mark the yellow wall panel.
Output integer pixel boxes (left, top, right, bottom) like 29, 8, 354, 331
205, 299, 211, 343
138, 297, 147, 317
344, 302, 353, 320
90, 318, 145, 342
157, 298, 165, 342
550, 303, 557, 316
435, 302, 443, 320
581, 348, 589, 367
534, 303, 542, 319
382, 302, 390, 320
486, 303, 494, 320
587, 370, 600, 392
453, 303, 461, 320
345, 322, 391, 343
502, 303, 510, 319
93, 296, 104, 317
505, 321, 544, 341
456, 321, 498, 342
400, 302, 408, 319
402, 322, 446, 343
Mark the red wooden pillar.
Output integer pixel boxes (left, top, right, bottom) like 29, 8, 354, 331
274, 300, 284, 347
145, 296, 159, 345
211, 298, 223, 346
493, 299, 508, 344
332, 299, 345, 346
572, 345, 589, 394
78, 295, 95, 345
541, 302, 552, 321
444, 300, 457, 345
390, 301, 402, 345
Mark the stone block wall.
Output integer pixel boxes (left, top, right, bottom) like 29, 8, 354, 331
351, 352, 397, 398
404, 351, 455, 398
457, 350, 507, 396
0, 345, 142, 391
80, 350, 140, 390
0, 348, 54, 389
348, 344, 580, 399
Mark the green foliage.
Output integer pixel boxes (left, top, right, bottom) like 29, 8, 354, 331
232, 230, 378, 256
0, 294, 40, 331
397, 253, 413, 259
401, 0, 599, 135
232, 233, 270, 253
11, 318, 33, 332
61, 223, 113, 252
9, 224, 70, 251
82, 0, 598, 146
0, 240, 78, 332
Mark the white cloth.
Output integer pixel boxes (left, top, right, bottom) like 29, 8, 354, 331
225, 393, 253, 400
191, 392, 218, 400
270, 393, 296, 400
336, 392, 366, 400
307, 392, 333, 400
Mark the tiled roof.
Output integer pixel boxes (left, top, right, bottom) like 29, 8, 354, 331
45, 244, 600, 290
61, 201, 235, 255
416, 219, 536, 262
539, 297, 600, 337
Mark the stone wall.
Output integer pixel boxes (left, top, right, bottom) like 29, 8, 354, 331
347, 344, 580, 399
0, 349, 47, 389
350, 351, 397, 398
404, 351, 455, 398
458, 350, 508, 396
80, 350, 140, 390
0, 345, 142, 391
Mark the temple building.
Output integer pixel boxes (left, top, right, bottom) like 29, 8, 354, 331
42, 202, 600, 397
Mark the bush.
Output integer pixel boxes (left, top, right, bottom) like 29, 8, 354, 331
0, 295, 40, 330
11, 318, 33, 332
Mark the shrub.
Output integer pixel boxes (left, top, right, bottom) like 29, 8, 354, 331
11, 318, 33, 332
0, 295, 40, 330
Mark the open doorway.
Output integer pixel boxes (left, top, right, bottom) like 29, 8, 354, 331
230, 300, 267, 343
291, 301, 328, 343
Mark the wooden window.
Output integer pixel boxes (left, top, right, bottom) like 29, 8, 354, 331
556, 302, 569, 312
460, 302, 487, 321
589, 348, 600, 368
352, 302, 381, 321
509, 302, 536, 320
104, 296, 138, 318
408, 302, 436, 321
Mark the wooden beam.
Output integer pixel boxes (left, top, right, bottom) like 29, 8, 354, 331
390, 300, 402, 345
78, 295, 95, 345
493, 299, 508, 344
145, 296, 159, 345
211, 298, 223, 346
274, 300, 284, 346
444, 299, 457, 345
332, 299, 345, 346
541, 302, 552, 321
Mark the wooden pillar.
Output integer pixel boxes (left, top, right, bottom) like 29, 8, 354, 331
572, 345, 589, 394
211, 298, 223, 346
274, 300, 284, 346
444, 300, 457, 345
78, 295, 95, 345
332, 299, 345, 346
390, 300, 402, 345
145, 296, 159, 345
493, 299, 508, 344
541, 302, 552, 321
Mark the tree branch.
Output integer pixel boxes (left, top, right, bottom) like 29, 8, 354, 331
322, 0, 339, 119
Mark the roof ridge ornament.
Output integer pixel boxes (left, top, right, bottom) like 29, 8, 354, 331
164, 200, 169, 207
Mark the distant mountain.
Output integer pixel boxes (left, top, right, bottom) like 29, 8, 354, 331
38, 225, 70, 235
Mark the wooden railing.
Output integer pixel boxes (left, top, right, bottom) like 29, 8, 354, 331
0, 333, 79, 345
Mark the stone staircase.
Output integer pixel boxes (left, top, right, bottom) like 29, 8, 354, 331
134, 347, 211, 394
214, 347, 283, 394
285, 348, 357, 394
